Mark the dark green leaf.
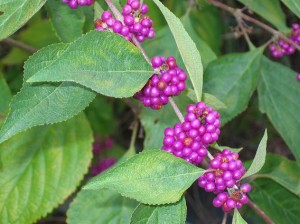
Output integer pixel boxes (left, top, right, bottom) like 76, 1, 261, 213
257, 57, 300, 160
243, 130, 267, 179
153, 0, 203, 102
0, 43, 96, 144
0, 72, 12, 115
27, 31, 153, 97
0, 0, 46, 40
130, 197, 186, 224
84, 150, 204, 205
249, 179, 300, 224
280, 0, 300, 18
204, 49, 263, 125
46, 0, 94, 42
0, 113, 93, 224
250, 154, 300, 196
238, 0, 289, 32
68, 189, 138, 224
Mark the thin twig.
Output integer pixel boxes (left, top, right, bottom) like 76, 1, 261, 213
2, 38, 37, 53
105, 0, 123, 21
169, 97, 184, 122
248, 199, 275, 224
221, 212, 228, 224
207, 0, 300, 52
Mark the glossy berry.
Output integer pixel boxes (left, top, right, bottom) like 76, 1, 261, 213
134, 56, 187, 109
121, 0, 155, 42
61, 0, 94, 9
94, 11, 133, 41
213, 184, 251, 212
297, 73, 300, 81
198, 149, 246, 193
162, 122, 208, 165
184, 102, 221, 145
269, 23, 300, 58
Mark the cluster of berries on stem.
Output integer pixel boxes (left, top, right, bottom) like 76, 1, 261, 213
94, 1, 155, 43
61, 0, 94, 9
269, 23, 300, 58
90, 136, 116, 175
134, 56, 187, 109
122, 0, 155, 42
94, 11, 133, 41
162, 102, 220, 164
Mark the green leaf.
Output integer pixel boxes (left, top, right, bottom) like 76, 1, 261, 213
190, 0, 224, 54
152, 0, 203, 102
250, 154, 300, 196
238, 0, 289, 32
211, 143, 243, 153
0, 72, 12, 115
27, 31, 153, 97
257, 57, 300, 160
0, 43, 96, 144
67, 189, 138, 224
233, 209, 247, 224
130, 197, 186, 224
83, 150, 204, 205
0, 113, 93, 224
145, 16, 216, 69
280, 0, 300, 19
186, 89, 226, 110
249, 179, 300, 224
0, 0, 47, 40
204, 49, 263, 125
243, 130, 267, 179
46, 0, 94, 42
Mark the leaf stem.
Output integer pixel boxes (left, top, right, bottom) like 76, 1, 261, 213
2, 38, 37, 53
169, 97, 184, 123
248, 199, 275, 224
207, 0, 300, 52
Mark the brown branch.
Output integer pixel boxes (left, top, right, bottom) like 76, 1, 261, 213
2, 38, 37, 53
248, 199, 275, 224
207, 0, 300, 52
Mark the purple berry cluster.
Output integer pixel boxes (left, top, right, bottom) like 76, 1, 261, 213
213, 183, 251, 212
161, 102, 220, 164
91, 157, 116, 175
198, 149, 246, 193
269, 39, 295, 58
162, 123, 208, 164
122, 0, 155, 42
61, 0, 94, 9
184, 102, 221, 145
269, 23, 300, 58
90, 136, 116, 175
94, 11, 133, 41
197, 149, 251, 212
134, 56, 187, 110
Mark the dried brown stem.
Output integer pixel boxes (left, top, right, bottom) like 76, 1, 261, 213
2, 38, 37, 53
207, 0, 300, 51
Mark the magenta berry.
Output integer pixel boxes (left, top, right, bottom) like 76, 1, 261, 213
198, 149, 246, 193
297, 73, 300, 81
161, 121, 208, 165
94, 11, 133, 41
183, 102, 221, 145
121, 1, 155, 42
62, 0, 94, 9
134, 56, 187, 110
